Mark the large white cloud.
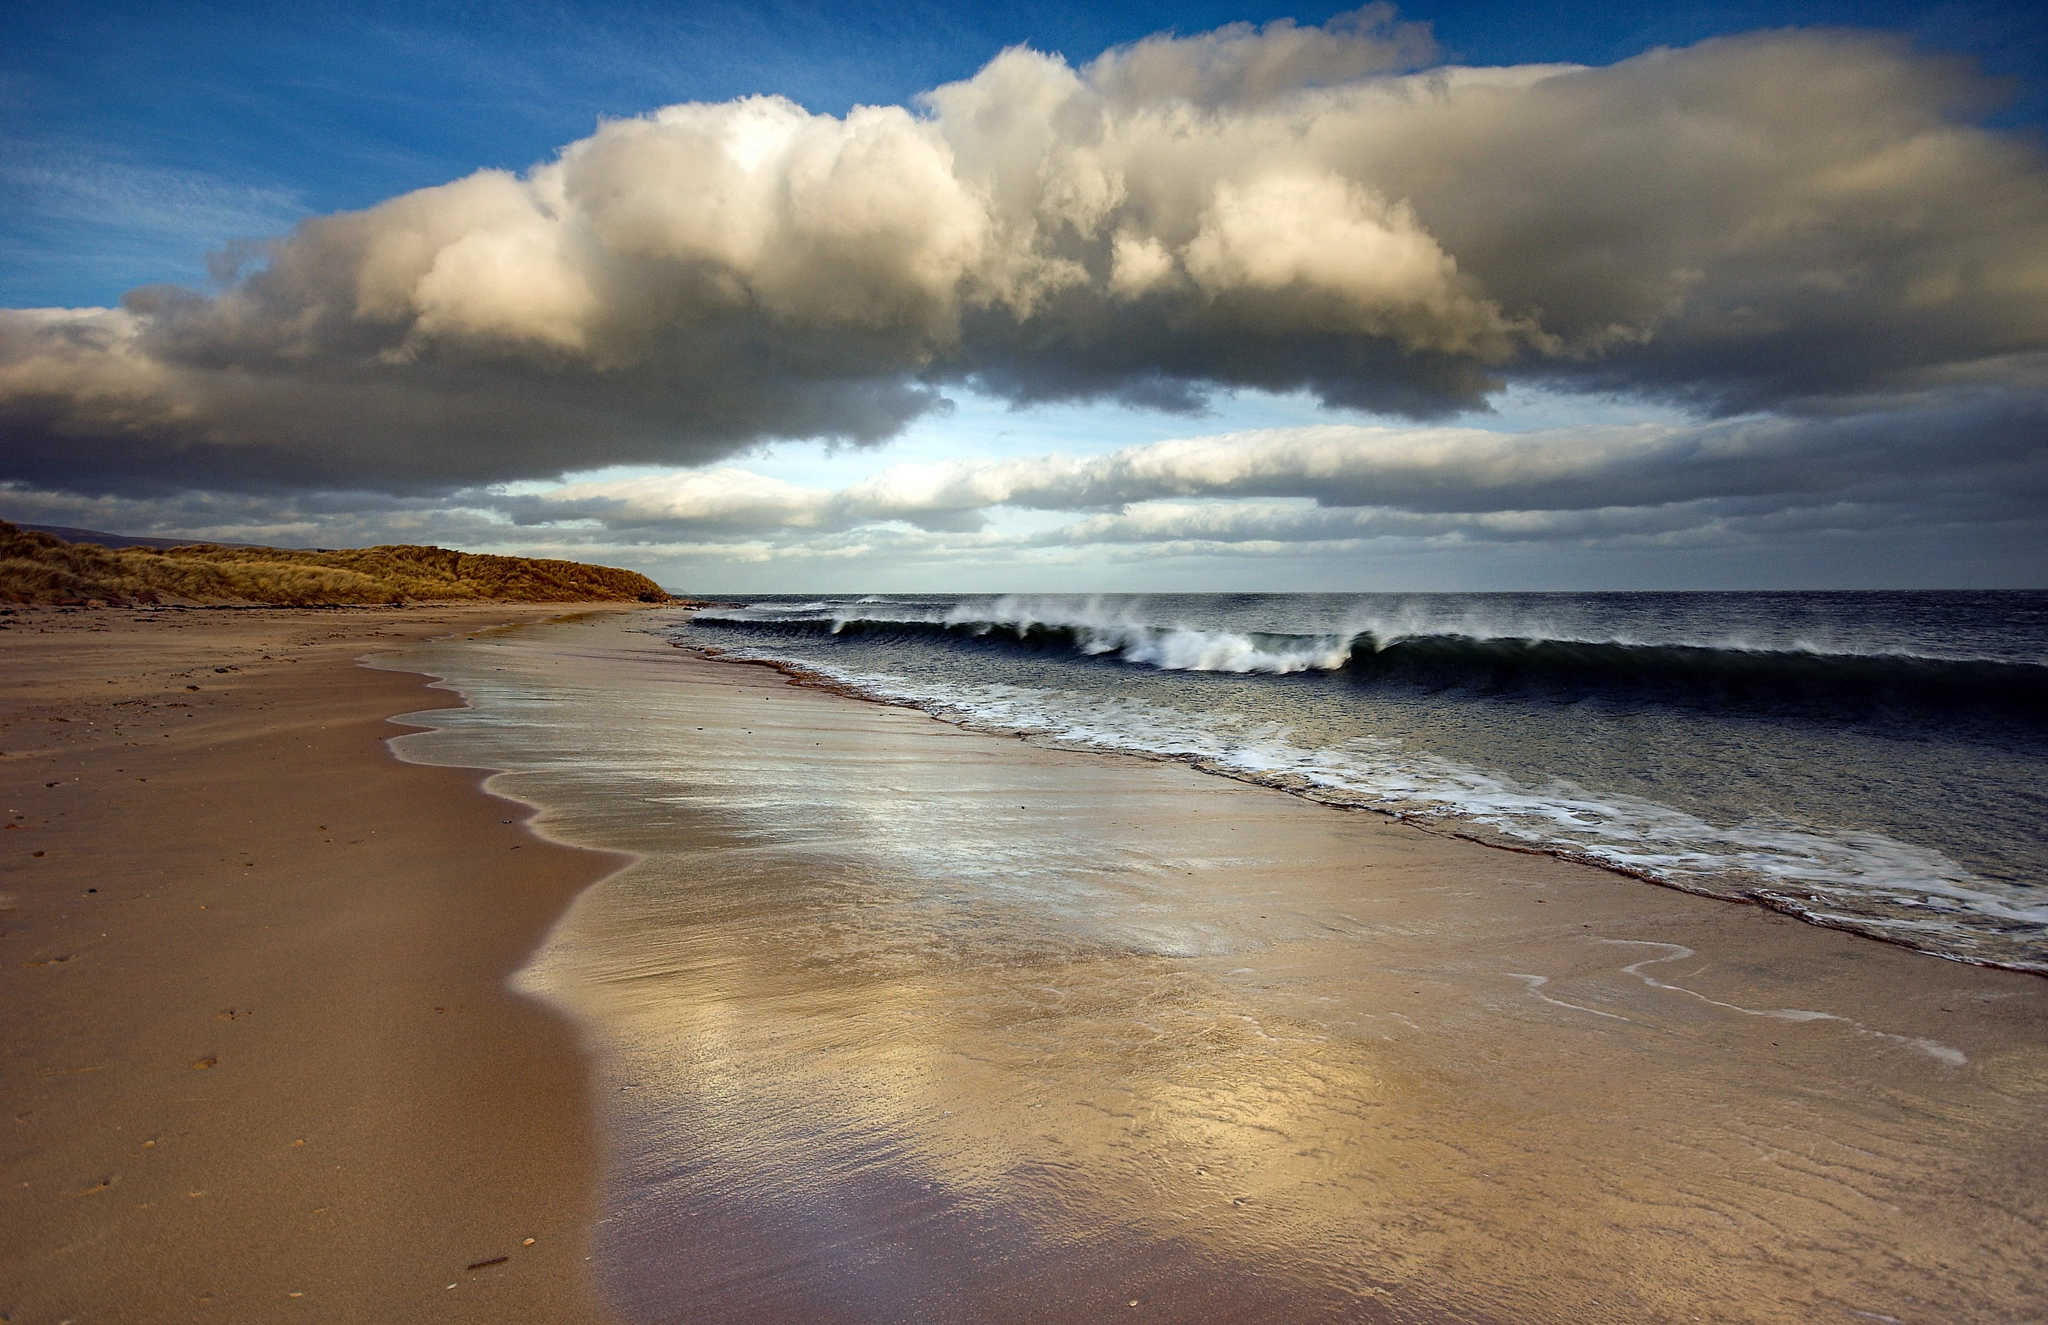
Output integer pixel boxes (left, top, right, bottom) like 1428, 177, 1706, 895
3, 9, 2045, 496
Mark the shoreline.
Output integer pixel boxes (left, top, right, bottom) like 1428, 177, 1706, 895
688, 642, 2048, 978
0, 603, 630, 1323
12, 603, 2043, 1321
395, 612, 2048, 1324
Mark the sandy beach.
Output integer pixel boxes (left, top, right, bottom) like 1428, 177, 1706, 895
5, 0, 2045, 1316
0, 603, 629, 1323
5, 603, 2045, 1324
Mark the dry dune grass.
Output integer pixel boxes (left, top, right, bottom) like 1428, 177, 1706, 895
0, 521, 671, 605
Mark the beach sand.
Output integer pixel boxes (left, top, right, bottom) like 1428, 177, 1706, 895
392, 614, 2048, 1325
0, 603, 627, 1323
6, 604, 2044, 1324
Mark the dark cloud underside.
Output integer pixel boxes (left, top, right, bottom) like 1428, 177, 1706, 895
0, 13, 2040, 504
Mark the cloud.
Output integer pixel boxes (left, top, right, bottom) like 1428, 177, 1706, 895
0, 152, 305, 250
1, 10, 2044, 499
511, 389, 2047, 537
7, 386, 2039, 587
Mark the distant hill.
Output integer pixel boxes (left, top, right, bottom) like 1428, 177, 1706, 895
0, 520, 672, 606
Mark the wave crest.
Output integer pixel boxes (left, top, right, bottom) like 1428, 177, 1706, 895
690, 600, 2048, 715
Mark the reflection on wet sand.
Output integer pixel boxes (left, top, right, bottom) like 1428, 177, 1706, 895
387, 614, 2048, 1324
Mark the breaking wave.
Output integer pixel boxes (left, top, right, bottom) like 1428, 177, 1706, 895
690, 599, 2048, 718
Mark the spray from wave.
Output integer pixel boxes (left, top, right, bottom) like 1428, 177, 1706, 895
692, 596, 2048, 716
677, 591, 2048, 972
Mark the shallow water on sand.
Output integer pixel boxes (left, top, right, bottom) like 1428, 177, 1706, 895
683, 591, 2048, 972
382, 613, 2048, 1325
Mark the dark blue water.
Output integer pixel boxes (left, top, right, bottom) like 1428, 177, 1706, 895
671, 592, 2048, 972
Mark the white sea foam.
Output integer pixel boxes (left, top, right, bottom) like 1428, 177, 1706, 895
693, 593, 2040, 673
701, 647, 2047, 970
1602, 941, 1969, 1064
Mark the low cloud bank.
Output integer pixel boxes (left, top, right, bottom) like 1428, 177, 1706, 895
3, 7, 2046, 497
516, 390, 2047, 538
6, 388, 2034, 576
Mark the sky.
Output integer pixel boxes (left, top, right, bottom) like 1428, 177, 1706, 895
1, 0, 2044, 591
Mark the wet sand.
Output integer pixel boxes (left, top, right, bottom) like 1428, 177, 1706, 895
0, 604, 628, 1323
390, 613, 2048, 1325
16, 601, 2038, 1323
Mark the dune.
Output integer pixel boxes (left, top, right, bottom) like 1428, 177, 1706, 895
0, 520, 671, 607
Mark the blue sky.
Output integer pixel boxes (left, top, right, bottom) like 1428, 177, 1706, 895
2, 1, 2044, 589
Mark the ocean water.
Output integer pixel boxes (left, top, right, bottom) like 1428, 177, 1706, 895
677, 591, 2048, 973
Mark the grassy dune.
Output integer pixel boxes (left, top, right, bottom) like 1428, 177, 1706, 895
0, 521, 671, 606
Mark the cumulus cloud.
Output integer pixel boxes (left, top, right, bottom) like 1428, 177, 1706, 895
2, 9, 2045, 498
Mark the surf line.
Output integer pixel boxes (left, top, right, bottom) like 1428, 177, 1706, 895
1596, 939, 1967, 1065
1503, 973, 1633, 1022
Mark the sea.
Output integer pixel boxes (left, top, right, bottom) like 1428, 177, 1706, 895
677, 590, 2048, 974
